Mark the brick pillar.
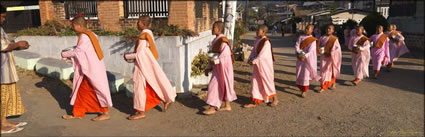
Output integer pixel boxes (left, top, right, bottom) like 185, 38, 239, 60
39, 0, 57, 25
168, 1, 195, 31
97, 1, 121, 32
52, 1, 66, 21
202, 2, 210, 32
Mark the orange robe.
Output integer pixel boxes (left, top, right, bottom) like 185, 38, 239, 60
136, 82, 162, 112
73, 76, 108, 117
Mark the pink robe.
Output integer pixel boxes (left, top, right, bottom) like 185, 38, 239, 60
61, 33, 113, 107
319, 35, 342, 84
348, 35, 371, 80
370, 33, 390, 70
206, 34, 237, 108
295, 35, 321, 86
348, 29, 357, 47
249, 36, 276, 103
384, 31, 409, 62
125, 29, 176, 111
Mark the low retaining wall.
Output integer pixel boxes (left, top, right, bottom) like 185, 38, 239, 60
15, 30, 214, 93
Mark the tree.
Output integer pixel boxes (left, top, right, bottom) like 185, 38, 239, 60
343, 19, 358, 30
360, 12, 389, 37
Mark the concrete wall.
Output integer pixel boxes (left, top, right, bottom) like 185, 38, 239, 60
15, 30, 214, 93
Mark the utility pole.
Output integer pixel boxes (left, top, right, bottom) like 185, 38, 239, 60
224, 0, 237, 48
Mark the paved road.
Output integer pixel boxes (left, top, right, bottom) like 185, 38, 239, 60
4, 32, 424, 136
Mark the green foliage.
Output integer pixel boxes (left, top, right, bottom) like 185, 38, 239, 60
121, 28, 140, 42
16, 20, 199, 42
191, 50, 209, 77
233, 21, 247, 53
16, 20, 76, 36
360, 12, 389, 37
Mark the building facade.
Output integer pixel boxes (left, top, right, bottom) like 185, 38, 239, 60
388, 0, 424, 50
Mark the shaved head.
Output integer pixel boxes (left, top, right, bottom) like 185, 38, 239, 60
139, 15, 151, 26
307, 24, 314, 30
213, 21, 224, 33
258, 24, 268, 33
72, 16, 86, 27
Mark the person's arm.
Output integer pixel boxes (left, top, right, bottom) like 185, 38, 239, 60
213, 42, 233, 65
125, 39, 144, 60
1, 41, 29, 52
303, 41, 316, 58
251, 41, 271, 64
61, 35, 90, 58
359, 40, 370, 50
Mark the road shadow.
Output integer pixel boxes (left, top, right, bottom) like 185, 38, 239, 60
276, 85, 301, 97
35, 73, 73, 115
275, 69, 296, 75
175, 93, 208, 115
110, 91, 134, 115
233, 95, 253, 107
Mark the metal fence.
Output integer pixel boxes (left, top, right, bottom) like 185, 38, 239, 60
64, 1, 98, 19
123, 0, 169, 18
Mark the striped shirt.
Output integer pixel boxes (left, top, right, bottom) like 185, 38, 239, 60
1, 27, 19, 84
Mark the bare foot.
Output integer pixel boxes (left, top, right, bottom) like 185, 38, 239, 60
62, 115, 82, 120
202, 108, 216, 115
352, 80, 360, 86
1, 121, 18, 127
127, 113, 146, 120
318, 89, 325, 93
301, 92, 307, 98
163, 102, 170, 112
330, 84, 336, 90
243, 104, 257, 108
269, 100, 279, 107
91, 113, 110, 121
217, 107, 232, 111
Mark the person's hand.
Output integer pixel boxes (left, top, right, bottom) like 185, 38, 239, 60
297, 54, 306, 61
123, 54, 128, 61
16, 41, 30, 49
318, 48, 323, 54
351, 47, 359, 54
204, 68, 212, 76
324, 52, 331, 57
248, 60, 254, 65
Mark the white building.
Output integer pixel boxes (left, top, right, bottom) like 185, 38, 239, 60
330, 9, 371, 25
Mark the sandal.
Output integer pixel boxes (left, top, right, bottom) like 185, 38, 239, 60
15, 122, 28, 127
1, 127, 24, 134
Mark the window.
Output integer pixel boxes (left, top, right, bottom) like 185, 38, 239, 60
389, 1, 416, 17
64, 1, 98, 19
123, 0, 169, 18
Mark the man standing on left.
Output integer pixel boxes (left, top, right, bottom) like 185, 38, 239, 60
1, 5, 30, 134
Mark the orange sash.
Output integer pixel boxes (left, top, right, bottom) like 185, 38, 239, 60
389, 31, 402, 38
375, 34, 388, 48
300, 36, 319, 53
324, 35, 337, 54
211, 36, 235, 64
257, 38, 275, 61
78, 31, 104, 60
135, 32, 159, 59
356, 36, 369, 46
